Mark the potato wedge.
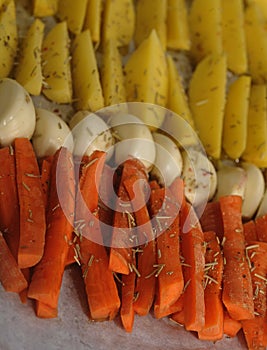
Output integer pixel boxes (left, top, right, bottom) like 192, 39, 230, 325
134, 0, 167, 50
72, 29, 104, 111
15, 18, 44, 96
0, 0, 17, 78
57, 0, 87, 35
242, 85, 267, 167
42, 21, 72, 104
124, 29, 168, 128
221, 0, 247, 74
247, 0, 267, 20
33, 0, 58, 17
101, 39, 126, 106
222, 76, 251, 160
102, 0, 135, 48
189, 0, 223, 64
189, 53, 227, 159
167, 0, 190, 51
83, 0, 102, 46
245, 3, 267, 83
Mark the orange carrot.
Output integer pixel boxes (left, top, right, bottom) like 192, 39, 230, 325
198, 231, 224, 341
123, 168, 156, 316
242, 241, 267, 349
75, 150, 120, 321
35, 301, 58, 318
28, 147, 75, 313
40, 155, 53, 210
179, 202, 206, 332
149, 184, 184, 319
219, 195, 254, 321
109, 159, 147, 275
171, 306, 185, 326
243, 220, 258, 242
19, 268, 30, 304
0, 145, 20, 259
223, 310, 242, 338
120, 269, 136, 332
14, 138, 46, 269
0, 232, 28, 293
255, 214, 267, 242
200, 201, 224, 242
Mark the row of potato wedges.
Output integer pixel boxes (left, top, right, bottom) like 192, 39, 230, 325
1, 0, 267, 167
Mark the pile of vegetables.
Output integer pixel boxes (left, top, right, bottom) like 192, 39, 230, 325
1, 0, 267, 349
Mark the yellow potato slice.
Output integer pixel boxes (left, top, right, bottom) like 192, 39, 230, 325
102, 0, 135, 48
221, 0, 247, 74
245, 3, 267, 83
33, 0, 58, 17
189, 53, 227, 159
15, 18, 44, 96
101, 39, 126, 106
242, 85, 267, 167
0, 0, 17, 78
134, 0, 167, 50
42, 21, 72, 104
83, 0, 102, 46
247, 0, 267, 20
57, 0, 87, 35
189, 0, 223, 64
167, 0, 190, 51
222, 76, 251, 160
72, 29, 104, 111
124, 30, 168, 128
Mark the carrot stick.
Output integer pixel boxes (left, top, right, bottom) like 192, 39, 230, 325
242, 241, 267, 349
199, 201, 224, 242
255, 214, 267, 242
35, 301, 58, 318
179, 202, 206, 332
14, 138, 46, 269
149, 185, 184, 319
171, 307, 185, 326
109, 159, 147, 274
19, 268, 30, 304
219, 195, 254, 320
121, 269, 136, 332
0, 232, 28, 293
28, 147, 75, 312
223, 310, 242, 338
40, 155, 53, 210
198, 231, 224, 341
75, 150, 120, 321
123, 170, 156, 316
0, 145, 20, 259
243, 220, 258, 242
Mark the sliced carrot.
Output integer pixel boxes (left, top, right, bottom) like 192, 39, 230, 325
76, 150, 120, 321
109, 159, 147, 275
123, 169, 156, 316
40, 155, 53, 210
35, 301, 58, 318
0, 232, 28, 293
255, 214, 267, 242
149, 185, 184, 319
0, 145, 20, 259
19, 268, 30, 304
242, 241, 267, 349
64, 240, 76, 267
169, 176, 185, 210
198, 231, 224, 341
179, 202, 205, 332
219, 195, 254, 321
149, 179, 161, 191
121, 269, 136, 332
28, 147, 75, 312
223, 310, 242, 338
14, 138, 46, 269
199, 201, 224, 242
243, 220, 258, 242
161, 293, 184, 320
171, 307, 185, 326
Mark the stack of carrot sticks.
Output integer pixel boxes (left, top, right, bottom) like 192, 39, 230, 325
0, 139, 267, 350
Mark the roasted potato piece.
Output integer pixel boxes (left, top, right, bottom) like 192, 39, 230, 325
242, 85, 267, 167
15, 19, 44, 96
83, 0, 102, 46
189, 53, 227, 159
134, 0, 167, 50
57, 0, 87, 35
72, 29, 104, 111
32, 0, 58, 17
42, 21, 72, 104
222, 76, 251, 160
0, 0, 17, 78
